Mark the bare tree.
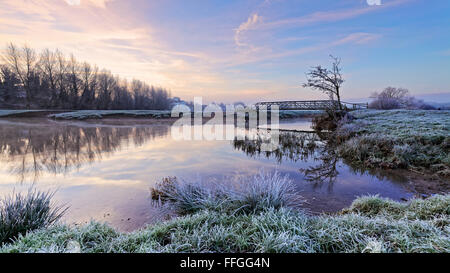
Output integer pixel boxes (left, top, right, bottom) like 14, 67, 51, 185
131, 79, 143, 109
22, 45, 38, 106
369, 87, 409, 109
370, 87, 435, 110
79, 62, 96, 109
0, 65, 20, 102
39, 49, 58, 106
97, 70, 115, 109
55, 49, 68, 107
2, 43, 38, 107
67, 54, 80, 109
303, 55, 344, 110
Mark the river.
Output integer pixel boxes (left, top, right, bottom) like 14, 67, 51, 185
0, 118, 414, 231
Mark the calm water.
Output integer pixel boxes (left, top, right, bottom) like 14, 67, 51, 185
0, 118, 414, 231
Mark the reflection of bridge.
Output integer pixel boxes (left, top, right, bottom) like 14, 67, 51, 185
254, 100, 368, 111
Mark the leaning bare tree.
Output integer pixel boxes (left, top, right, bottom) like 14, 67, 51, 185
303, 55, 344, 111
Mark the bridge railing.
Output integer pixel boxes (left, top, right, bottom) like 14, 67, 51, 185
254, 100, 368, 111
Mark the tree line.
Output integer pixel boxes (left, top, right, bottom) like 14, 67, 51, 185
0, 43, 172, 110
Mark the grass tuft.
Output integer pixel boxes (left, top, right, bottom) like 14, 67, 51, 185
342, 194, 450, 220
0, 190, 67, 245
150, 171, 302, 215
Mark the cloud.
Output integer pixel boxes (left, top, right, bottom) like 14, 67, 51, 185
263, 0, 410, 30
234, 13, 263, 47
332, 32, 382, 45
65, 0, 81, 6
367, 0, 382, 6
64, 0, 114, 7
86, 0, 114, 8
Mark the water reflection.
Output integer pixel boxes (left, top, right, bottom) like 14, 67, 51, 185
0, 120, 168, 182
0, 119, 414, 189
233, 130, 340, 182
234, 131, 321, 163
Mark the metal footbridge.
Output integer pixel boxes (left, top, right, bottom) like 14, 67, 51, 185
254, 100, 368, 111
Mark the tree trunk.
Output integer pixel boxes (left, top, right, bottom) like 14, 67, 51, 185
336, 88, 342, 111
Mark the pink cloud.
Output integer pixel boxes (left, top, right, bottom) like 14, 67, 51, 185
64, 0, 114, 8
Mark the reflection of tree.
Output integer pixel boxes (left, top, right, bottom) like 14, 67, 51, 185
233, 131, 340, 186
233, 131, 322, 163
301, 150, 339, 185
0, 123, 169, 182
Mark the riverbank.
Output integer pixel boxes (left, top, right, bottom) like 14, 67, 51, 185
0, 109, 324, 120
1, 193, 448, 253
0, 109, 174, 119
335, 110, 450, 181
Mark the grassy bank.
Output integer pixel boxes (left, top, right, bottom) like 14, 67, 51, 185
0, 109, 173, 119
335, 110, 450, 177
48, 110, 173, 120
1, 174, 449, 253
0, 110, 59, 118
1, 195, 448, 253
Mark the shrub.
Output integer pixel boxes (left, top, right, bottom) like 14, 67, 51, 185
0, 190, 67, 245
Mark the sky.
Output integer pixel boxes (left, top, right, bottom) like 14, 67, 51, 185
0, 0, 449, 103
